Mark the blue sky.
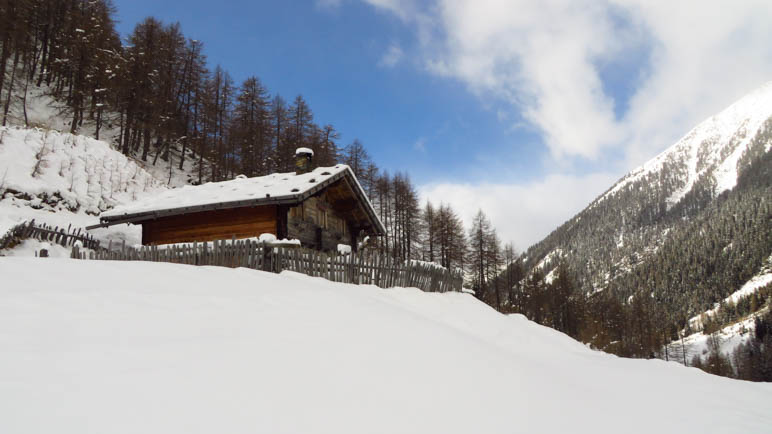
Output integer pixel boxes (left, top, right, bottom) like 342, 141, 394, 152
113, 0, 772, 248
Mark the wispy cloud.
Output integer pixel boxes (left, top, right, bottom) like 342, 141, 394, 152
378, 43, 404, 68
413, 138, 426, 152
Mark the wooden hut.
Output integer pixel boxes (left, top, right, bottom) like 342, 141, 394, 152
89, 150, 385, 252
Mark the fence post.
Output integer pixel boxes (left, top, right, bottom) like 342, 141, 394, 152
262, 245, 273, 272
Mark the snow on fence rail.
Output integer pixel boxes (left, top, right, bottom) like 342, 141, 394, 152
0, 219, 101, 251
70, 239, 463, 293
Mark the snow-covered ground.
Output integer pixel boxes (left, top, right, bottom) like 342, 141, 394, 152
0, 126, 163, 215
0, 126, 166, 246
0, 196, 142, 248
689, 266, 772, 332
667, 261, 772, 365
1, 258, 771, 434
670, 314, 764, 366
1, 238, 77, 258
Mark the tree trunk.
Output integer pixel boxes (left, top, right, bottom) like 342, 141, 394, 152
119, 109, 125, 152
152, 136, 164, 165
95, 107, 102, 140
2, 49, 21, 126
0, 7, 13, 100
179, 135, 188, 170
70, 94, 80, 134
21, 65, 29, 126
141, 128, 151, 161
36, 18, 50, 87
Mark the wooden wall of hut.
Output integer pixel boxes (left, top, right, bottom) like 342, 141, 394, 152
142, 206, 278, 245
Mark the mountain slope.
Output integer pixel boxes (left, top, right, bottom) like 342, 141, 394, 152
522, 82, 772, 322
1, 258, 771, 434
601, 81, 772, 206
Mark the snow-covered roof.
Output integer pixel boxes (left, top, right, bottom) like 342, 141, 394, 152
295, 147, 314, 156
97, 165, 385, 235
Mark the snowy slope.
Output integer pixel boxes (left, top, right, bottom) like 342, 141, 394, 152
4, 83, 201, 188
669, 258, 772, 362
0, 126, 162, 213
688, 260, 772, 332
0, 126, 167, 245
670, 314, 764, 367
600, 80, 772, 206
1, 258, 771, 434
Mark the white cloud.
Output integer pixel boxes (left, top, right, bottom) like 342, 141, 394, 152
378, 44, 404, 68
419, 172, 617, 250
365, 0, 772, 168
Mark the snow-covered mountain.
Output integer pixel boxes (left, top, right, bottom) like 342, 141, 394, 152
2, 258, 771, 433
600, 81, 772, 208
522, 81, 772, 330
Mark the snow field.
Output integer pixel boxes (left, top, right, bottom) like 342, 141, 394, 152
1, 258, 771, 434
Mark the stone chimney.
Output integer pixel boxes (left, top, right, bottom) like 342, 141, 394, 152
295, 147, 314, 174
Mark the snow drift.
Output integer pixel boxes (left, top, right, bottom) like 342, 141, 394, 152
1, 258, 770, 434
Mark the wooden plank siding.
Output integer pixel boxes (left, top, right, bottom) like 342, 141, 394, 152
142, 206, 277, 245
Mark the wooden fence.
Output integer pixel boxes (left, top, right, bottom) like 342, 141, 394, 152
0, 219, 101, 251
71, 238, 463, 293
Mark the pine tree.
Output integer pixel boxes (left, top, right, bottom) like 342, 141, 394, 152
468, 209, 493, 298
